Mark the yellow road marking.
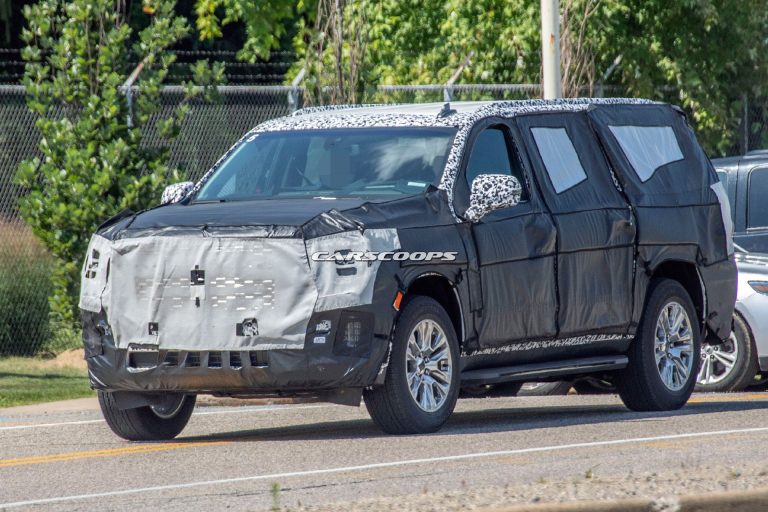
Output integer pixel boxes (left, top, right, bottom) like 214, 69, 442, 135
0, 441, 229, 469
688, 392, 768, 404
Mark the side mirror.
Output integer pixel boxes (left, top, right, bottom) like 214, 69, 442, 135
464, 174, 522, 222
161, 181, 195, 205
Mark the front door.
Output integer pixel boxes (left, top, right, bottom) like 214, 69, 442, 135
453, 118, 559, 348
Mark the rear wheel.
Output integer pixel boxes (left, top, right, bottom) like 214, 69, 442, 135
364, 296, 460, 434
98, 391, 196, 441
617, 278, 700, 411
696, 313, 759, 392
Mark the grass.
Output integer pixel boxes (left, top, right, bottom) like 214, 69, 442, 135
0, 356, 94, 408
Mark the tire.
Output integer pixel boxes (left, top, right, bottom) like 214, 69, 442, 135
98, 391, 196, 441
696, 313, 759, 392
364, 296, 460, 434
617, 278, 701, 411
517, 381, 573, 396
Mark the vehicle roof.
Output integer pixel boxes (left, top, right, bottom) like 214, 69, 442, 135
253, 98, 659, 134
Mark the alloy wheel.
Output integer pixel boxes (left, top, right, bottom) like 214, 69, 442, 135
697, 333, 739, 386
406, 319, 453, 412
654, 301, 695, 391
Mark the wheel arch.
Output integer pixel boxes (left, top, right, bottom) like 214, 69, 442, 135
650, 259, 706, 329
403, 272, 465, 348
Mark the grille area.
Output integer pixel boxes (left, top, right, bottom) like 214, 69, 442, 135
249, 351, 269, 368
163, 351, 179, 367
132, 350, 269, 369
208, 351, 223, 368
185, 352, 201, 367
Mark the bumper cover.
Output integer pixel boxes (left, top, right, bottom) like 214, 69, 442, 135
84, 309, 388, 394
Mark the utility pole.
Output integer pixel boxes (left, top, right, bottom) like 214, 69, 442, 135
540, 0, 561, 99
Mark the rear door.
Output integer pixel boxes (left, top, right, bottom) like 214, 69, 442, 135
516, 112, 636, 337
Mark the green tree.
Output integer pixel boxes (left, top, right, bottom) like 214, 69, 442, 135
599, 0, 768, 155
195, 0, 297, 61
288, 0, 768, 154
16, 0, 223, 332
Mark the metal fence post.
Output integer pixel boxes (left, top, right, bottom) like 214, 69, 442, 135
444, 51, 474, 103
121, 61, 144, 128
743, 93, 749, 155
288, 68, 306, 113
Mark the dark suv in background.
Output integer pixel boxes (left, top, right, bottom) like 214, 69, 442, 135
712, 150, 768, 252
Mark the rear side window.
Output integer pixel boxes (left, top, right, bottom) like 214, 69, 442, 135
530, 127, 587, 193
748, 167, 768, 229
608, 126, 684, 182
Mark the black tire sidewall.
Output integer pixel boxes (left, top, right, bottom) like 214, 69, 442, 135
386, 296, 460, 432
621, 279, 701, 410
99, 391, 196, 441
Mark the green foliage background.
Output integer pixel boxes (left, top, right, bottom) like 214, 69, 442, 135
203, 0, 768, 155
6, 0, 768, 354
16, 0, 223, 334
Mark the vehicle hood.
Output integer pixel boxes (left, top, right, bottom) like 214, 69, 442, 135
128, 198, 369, 231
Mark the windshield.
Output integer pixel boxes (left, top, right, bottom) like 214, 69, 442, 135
195, 127, 457, 201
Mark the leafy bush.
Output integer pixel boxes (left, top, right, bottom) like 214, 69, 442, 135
15, 0, 222, 329
0, 221, 54, 356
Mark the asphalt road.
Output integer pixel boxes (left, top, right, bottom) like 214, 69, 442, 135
1, 392, 768, 511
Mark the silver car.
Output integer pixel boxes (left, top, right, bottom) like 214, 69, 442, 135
697, 250, 768, 391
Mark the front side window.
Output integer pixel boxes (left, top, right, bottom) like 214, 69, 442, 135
748, 167, 768, 229
530, 127, 587, 193
608, 125, 684, 182
195, 127, 457, 201
465, 127, 528, 201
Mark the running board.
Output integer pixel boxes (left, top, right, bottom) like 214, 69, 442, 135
460, 355, 628, 387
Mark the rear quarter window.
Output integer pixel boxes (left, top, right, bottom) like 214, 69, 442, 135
608, 125, 684, 182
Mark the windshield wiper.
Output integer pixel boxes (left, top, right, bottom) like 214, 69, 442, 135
192, 198, 228, 204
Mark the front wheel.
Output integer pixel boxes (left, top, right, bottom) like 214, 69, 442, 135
364, 296, 460, 434
98, 391, 196, 441
617, 278, 701, 411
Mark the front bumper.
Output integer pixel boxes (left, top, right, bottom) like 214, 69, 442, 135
83, 308, 389, 395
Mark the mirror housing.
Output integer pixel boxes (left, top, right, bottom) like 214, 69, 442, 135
161, 181, 195, 205
464, 174, 522, 222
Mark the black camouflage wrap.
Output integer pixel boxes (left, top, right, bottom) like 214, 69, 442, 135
81, 99, 736, 398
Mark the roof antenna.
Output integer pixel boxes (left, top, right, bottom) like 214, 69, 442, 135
438, 103, 457, 118
439, 50, 475, 118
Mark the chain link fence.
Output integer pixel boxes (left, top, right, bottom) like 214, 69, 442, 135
1, 83, 767, 356
0, 84, 299, 355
